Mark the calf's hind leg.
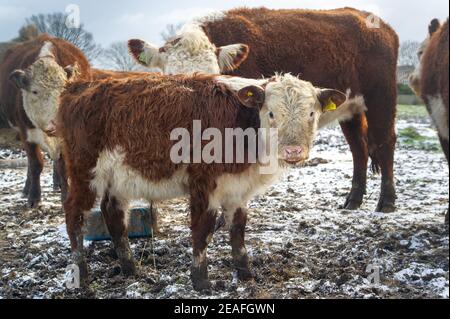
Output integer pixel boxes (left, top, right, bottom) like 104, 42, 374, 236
100, 192, 136, 276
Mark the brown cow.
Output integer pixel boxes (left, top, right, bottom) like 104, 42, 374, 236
409, 19, 449, 223
129, 7, 400, 213
0, 34, 91, 207
56, 73, 361, 291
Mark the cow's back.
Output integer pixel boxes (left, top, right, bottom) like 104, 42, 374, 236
59, 75, 259, 183
203, 7, 399, 94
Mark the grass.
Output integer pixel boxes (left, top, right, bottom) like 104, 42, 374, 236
397, 104, 429, 121
398, 126, 441, 152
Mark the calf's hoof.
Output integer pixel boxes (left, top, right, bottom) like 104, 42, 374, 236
120, 259, 137, 277
237, 267, 255, 281
192, 278, 212, 293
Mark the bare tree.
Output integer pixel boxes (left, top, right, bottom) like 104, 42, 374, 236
398, 40, 421, 67
161, 23, 183, 41
101, 41, 141, 71
25, 12, 101, 61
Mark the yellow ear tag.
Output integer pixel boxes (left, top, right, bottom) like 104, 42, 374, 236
324, 98, 337, 112
247, 91, 254, 97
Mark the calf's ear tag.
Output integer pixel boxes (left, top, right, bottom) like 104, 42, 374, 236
324, 98, 337, 112
247, 91, 254, 97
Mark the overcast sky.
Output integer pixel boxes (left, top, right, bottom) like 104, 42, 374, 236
1, 0, 449, 47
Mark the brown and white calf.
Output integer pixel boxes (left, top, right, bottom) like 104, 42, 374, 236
129, 7, 400, 213
56, 73, 362, 291
409, 19, 449, 222
0, 34, 91, 207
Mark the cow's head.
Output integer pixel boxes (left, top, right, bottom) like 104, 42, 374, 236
409, 19, 441, 96
128, 24, 249, 75
219, 74, 347, 164
9, 41, 79, 136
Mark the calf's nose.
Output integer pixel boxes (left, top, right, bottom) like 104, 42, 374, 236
283, 146, 304, 163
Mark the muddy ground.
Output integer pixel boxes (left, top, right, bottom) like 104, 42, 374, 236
0, 109, 448, 299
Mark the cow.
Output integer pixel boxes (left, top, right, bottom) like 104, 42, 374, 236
409, 19, 449, 223
53, 72, 365, 291
0, 25, 39, 129
129, 7, 400, 213
0, 34, 91, 208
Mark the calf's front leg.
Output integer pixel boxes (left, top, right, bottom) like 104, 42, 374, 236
100, 192, 136, 276
190, 198, 217, 292
230, 208, 254, 281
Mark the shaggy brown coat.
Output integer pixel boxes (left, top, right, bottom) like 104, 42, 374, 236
59, 74, 261, 290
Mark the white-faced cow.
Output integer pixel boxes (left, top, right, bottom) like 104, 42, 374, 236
53, 72, 365, 291
129, 7, 400, 213
0, 34, 91, 207
409, 19, 449, 223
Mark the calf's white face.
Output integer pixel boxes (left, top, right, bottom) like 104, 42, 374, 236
9, 42, 78, 135
128, 25, 249, 75
219, 74, 347, 164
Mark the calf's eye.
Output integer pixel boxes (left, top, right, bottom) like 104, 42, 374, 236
32, 91, 38, 95
310, 112, 315, 117
269, 111, 274, 119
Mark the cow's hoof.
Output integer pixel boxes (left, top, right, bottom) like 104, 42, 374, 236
342, 200, 362, 211
376, 201, 396, 213
192, 279, 212, 293
27, 197, 41, 209
237, 267, 255, 281
120, 259, 137, 277
341, 189, 364, 210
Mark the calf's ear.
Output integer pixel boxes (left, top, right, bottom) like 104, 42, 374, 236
218, 44, 249, 73
429, 19, 441, 36
128, 39, 161, 68
9, 70, 30, 90
237, 85, 265, 109
317, 89, 347, 112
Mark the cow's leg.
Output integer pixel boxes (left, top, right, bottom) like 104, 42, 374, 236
23, 142, 44, 208
437, 134, 449, 223
52, 160, 61, 191
340, 115, 369, 210
438, 134, 449, 164
56, 157, 68, 204
229, 207, 253, 281
100, 192, 136, 276
365, 94, 397, 213
190, 190, 216, 292
64, 178, 96, 287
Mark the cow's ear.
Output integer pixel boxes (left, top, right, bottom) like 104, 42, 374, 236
128, 39, 161, 68
237, 85, 265, 109
64, 63, 80, 81
429, 19, 441, 36
317, 89, 347, 112
217, 44, 249, 73
9, 70, 30, 90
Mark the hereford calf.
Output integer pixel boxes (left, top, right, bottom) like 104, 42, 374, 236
0, 34, 91, 207
129, 7, 399, 213
409, 19, 449, 222
57, 73, 360, 291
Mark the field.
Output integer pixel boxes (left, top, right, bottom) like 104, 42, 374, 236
0, 105, 448, 299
